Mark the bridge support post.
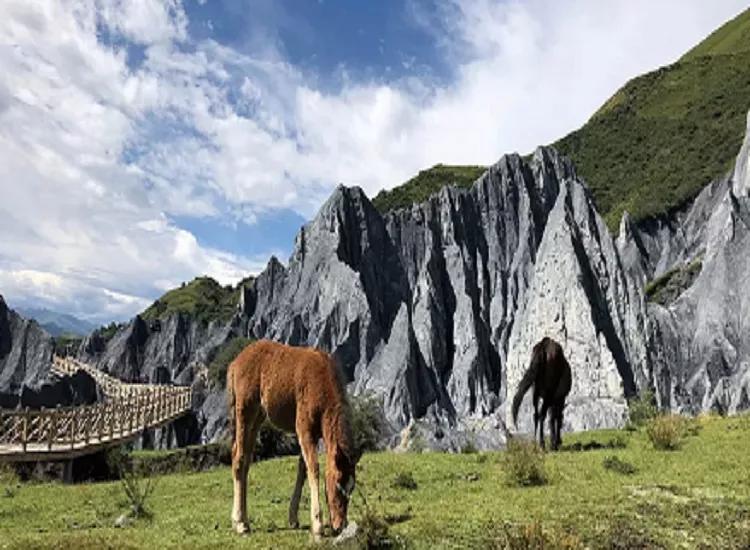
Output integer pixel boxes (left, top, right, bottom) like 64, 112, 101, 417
62, 460, 73, 484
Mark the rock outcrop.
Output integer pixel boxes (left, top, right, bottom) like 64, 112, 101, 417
0, 295, 55, 406
25, 109, 750, 450
232, 147, 650, 446
75, 312, 244, 448
622, 111, 750, 414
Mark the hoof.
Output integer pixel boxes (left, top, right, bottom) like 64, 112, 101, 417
289, 519, 299, 529
232, 520, 250, 535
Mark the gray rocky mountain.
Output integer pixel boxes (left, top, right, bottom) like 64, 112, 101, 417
0, 295, 55, 407
8, 112, 750, 452
622, 111, 750, 416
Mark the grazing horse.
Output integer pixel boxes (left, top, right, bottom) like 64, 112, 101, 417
226, 340, 359, 538
511, 337, 572, 450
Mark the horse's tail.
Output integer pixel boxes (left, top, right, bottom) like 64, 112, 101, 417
511, 347, 544, 427
226, 360, 236, 443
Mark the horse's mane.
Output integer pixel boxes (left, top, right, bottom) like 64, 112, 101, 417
324, 353, 355, 458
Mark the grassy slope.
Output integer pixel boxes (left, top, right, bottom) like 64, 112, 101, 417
373, 9, 750, 231
2, 416, 750, 549
371, 165, 486, 213
140, 276, 252, 325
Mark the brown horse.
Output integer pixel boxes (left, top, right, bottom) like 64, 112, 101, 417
226, 340, 359, 538
511, 337, 572, 450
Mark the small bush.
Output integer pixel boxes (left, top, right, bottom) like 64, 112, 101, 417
461, 440, 478, 454
503, 439, 547, 487
646, 415, 685, 451
486, 521, 583, 550
628, 390, 658, 427
602, 455, 637, 475
0, 464, 20, 499
110, 451, 158, 520
328, 485, 408, 549
256, 421, 299, 459
350, 393, 388, 454
391, 471, 418, 491
208, 336, 252, 387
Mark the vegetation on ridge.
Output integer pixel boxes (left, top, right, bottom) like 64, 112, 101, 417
141, 276, 253, 325
372, 164, 486, 213
373, 8, 750, 232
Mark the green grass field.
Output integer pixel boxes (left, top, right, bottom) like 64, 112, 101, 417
2, 415, 750, 549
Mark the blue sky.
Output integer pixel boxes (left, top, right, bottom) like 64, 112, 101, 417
0, 0, 747, 325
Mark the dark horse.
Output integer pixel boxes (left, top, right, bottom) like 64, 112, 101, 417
511, 337, 572, 450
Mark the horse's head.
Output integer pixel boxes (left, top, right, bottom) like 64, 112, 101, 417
326, 444, 360, 534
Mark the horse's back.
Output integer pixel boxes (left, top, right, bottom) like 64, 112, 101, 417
230, 340, 335, 432
537, 338, 572, 400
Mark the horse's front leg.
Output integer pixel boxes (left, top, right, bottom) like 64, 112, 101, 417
299, 430, 322, 539
231, 407, 261, 534
231, 410, 251, 533
288, 454, 306, 529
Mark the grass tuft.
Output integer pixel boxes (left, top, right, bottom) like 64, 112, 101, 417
628, 390, 659, 428
503, 439, 548, 487
646, 415, 685, 451
485, 521, 583, 550
391, 471, 418, 491
602, 455, 637, 476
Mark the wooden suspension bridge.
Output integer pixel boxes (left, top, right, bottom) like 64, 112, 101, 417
0, 356, 192, 462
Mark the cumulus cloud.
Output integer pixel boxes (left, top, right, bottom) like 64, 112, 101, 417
0, 0, 746, 323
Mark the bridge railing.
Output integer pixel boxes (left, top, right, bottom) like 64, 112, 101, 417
0, 358, 192, 454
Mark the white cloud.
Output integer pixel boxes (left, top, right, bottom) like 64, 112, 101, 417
0, 0, 747, 324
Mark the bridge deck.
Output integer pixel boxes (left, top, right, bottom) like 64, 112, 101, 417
0, 357, 192, 462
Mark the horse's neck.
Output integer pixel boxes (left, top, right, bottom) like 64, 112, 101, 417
322, 400, 353, 455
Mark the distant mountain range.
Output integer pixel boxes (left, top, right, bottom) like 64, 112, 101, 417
16, 306, 96, 337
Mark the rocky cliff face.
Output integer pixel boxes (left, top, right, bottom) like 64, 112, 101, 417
50, 109, 750, 450
230, 146, 653, 447
0, 295, 55, 406
76, 312, 244, 448
621, 111, 750, 415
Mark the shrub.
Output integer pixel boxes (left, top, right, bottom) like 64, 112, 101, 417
391, 471, 418, 491
208, 336, 252, 387
461, 440, 478, 454
503, 439, 548, 487
350, 393, 388, 454
486, 521, 583, 550
0, 464, 20, 499
109, 450, 158, 519
628, 390, 659, 427
602, 455, 637, 475
326, 484, 408, 549
256, 421, 299, 459
646, 415, 685, 451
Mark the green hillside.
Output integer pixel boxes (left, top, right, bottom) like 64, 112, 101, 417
374, 8, 750, 231
681, 8, 750, 61
141, 276, 252, 325
2, 416, 750, 548
372, 164, 486, 213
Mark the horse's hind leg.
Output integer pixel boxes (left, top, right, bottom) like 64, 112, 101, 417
537, 401, 549, 450
551, 403, 564, 451
231, 402, 263, 534
288, 454, 306, 529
